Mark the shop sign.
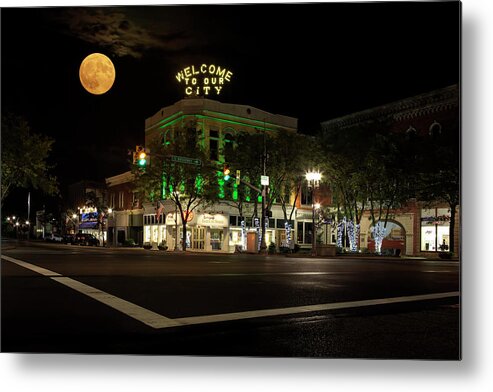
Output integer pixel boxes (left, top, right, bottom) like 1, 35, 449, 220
185, 211, 195, 223
166, 213, 178, 224
81, 211, 98, 222
420, 215, 450, 225
296, 211, 312, 219
165, 211, 194, 224
175, 63, 233, 96
198, 213, 228, 228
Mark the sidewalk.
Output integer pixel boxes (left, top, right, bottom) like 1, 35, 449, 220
1, 239, 460, 262
284, 252, 460, 262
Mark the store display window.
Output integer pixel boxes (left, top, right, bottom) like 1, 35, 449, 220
420, 208, 450, 252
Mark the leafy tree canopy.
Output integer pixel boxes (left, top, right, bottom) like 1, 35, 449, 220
1, 113, 59, 205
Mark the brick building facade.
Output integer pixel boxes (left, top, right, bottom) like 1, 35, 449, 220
320, 84, 459, 256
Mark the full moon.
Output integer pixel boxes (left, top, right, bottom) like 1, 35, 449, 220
79, 53, 115, 95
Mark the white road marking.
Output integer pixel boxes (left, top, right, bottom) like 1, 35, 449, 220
2, 255, 180, 328
171, 291, 460, 328
1, 255, 62, 276
2, 255, 460, 330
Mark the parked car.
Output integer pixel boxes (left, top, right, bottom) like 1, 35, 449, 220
62, 234, 75, 244
73, 233, 99, 246
45, 233, 63, 242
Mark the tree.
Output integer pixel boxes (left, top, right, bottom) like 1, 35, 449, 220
132, 123, 219, 251
415, 121, 460, 254
223, 131, 264, 250
318, 121, 375, 251
1, 113, 59, 204
318, 120, 414, 253
223, 130, 322, 252
269, 133, 322, 249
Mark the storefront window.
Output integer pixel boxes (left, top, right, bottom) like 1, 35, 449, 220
304, 222, 313, 245
297, 222, 304, 243
151, 226, 159, 243
296, 221, 312, 244
420, 208, 450, 252
144, 226, 151, 243
160, 226, 166, 245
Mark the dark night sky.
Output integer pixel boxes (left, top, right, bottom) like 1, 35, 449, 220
1, 1, 460, 214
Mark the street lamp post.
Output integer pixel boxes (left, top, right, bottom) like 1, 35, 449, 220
174, 192, 180, 251
306, 171, 322, 256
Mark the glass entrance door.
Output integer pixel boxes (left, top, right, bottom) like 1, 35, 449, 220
210, 228, 223, 250
191, 226, 205, 250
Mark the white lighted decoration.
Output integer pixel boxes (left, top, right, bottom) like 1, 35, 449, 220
285, 221, 292, 248
347, 220, 360, 252
175, 64, 233, 96
372, 221, 388, 254
240, 218, 247, 251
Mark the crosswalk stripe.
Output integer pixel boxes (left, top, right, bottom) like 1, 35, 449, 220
2, 255, 460, 330
2, 255, 180, 328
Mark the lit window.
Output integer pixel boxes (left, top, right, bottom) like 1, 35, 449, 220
420, 208, 450, 252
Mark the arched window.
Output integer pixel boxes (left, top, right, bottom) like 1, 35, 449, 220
406, 126, 417, 136
429, 121, 442, 137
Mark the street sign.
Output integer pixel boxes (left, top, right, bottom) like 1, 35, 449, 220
170, 155, 202, 166
261, 175, 269, 186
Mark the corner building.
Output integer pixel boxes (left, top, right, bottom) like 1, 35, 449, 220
142, 97, 299, 252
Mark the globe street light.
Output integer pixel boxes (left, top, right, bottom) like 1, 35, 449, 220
306, 171, 322, 256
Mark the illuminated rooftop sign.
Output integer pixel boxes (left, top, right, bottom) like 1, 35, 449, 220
175, 64, 233, 96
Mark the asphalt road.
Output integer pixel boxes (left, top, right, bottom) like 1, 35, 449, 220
1, 240, 460, 359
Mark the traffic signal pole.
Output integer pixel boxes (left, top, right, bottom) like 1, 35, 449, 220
227, 173, 267, 254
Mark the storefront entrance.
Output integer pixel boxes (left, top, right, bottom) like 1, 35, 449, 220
210, 228, 223, 250
191, 226, 205, 250
176, 226, 206, 250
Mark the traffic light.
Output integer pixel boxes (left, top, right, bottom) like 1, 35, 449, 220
223, 164, 231, 181
135, 145, 148, 169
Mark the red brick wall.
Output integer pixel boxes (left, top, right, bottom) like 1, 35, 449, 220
108, 183, 139, 211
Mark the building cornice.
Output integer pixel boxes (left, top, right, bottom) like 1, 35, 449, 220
105, 171, 135, 187
145, 97, 298, 134
321, 84, 458, 131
